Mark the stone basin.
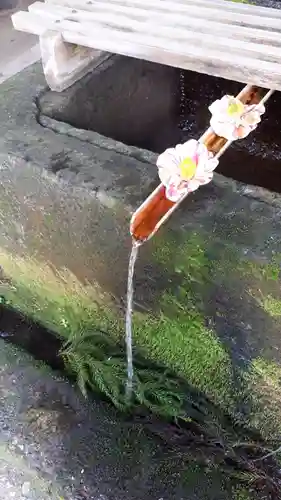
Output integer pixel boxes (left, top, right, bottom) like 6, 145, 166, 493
1, 55, 281, 498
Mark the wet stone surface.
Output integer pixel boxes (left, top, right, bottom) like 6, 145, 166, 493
1, 43, 281, 500
0, 340, 231, 500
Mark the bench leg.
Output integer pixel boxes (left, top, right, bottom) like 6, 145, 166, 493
39, 30, 110, 92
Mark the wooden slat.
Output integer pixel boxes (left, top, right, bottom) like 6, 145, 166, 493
45, 0, 281, 30
11, 0, 281, 89
12, 10, 281, 65
46, 0, 281, 20
29, 1, 281, 48
11, 10, 281, 89
28, 2, 281, 63
34, 8, 281, 51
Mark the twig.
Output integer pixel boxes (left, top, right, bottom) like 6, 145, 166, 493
253, 445, 281, 463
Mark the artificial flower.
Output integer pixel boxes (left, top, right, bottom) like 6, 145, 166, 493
209, 95, 265, 140
157, 139, 218, 202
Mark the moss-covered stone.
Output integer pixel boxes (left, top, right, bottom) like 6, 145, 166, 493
1, 60, 281, 497
2, 229, 281, 443
147, 229, 281, 440
0, 248, 116, 337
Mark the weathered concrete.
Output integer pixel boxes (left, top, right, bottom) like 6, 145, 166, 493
0, 59, 158, 301
1, 57, 281, 460
0, 339, 233, 500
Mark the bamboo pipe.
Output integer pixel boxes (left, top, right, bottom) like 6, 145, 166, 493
130, 85, 273, 243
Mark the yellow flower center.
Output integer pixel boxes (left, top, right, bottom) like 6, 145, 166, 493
227, 99, 244, 117
179, 157, 197, 180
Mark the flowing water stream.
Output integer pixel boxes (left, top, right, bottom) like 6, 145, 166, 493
125, 240, 140, 399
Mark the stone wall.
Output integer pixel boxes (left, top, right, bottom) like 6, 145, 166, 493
1, 59, 281, 448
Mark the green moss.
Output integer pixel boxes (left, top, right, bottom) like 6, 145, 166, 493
239, 357, 281, 440
3, 234, 281, 440
0, 249, 117, 338
2, 216, 281, 495
0, 248, 190, 418
133, 293, 233, 408
242, 258, 280, 283
256, 294, 281, 318
150, 232, 281, 436
152, 232, 211, 293
252, 358, 281, 387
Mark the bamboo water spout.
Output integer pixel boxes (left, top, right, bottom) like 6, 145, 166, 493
130, 85, 274, 244
126, 83, 273, 400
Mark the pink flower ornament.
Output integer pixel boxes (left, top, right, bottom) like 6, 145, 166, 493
157, 139, 219, 202
209, 95, 265, 141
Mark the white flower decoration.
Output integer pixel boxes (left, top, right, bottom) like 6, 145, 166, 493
157, 139, 219, 202
209, 95, 265, 141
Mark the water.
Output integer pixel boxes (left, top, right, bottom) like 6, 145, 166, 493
125, 241, 140, 400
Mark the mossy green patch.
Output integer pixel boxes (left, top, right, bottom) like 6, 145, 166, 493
2, 230, 281, 441
242, 258, 280, 283
244, 358, 281, 439
255, 293, 281, 318
151, 230, 281, 438
153, 231, 209, 280
252, 358, 281, 388
2, 241, 281, 494
133, 293, 233, 408
0, 248, 117, 338
0, 248, 189, 418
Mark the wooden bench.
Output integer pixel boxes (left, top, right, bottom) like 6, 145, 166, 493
11, 0, 281, 91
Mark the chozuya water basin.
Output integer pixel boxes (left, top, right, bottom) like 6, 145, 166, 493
2, 57, 281, 498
